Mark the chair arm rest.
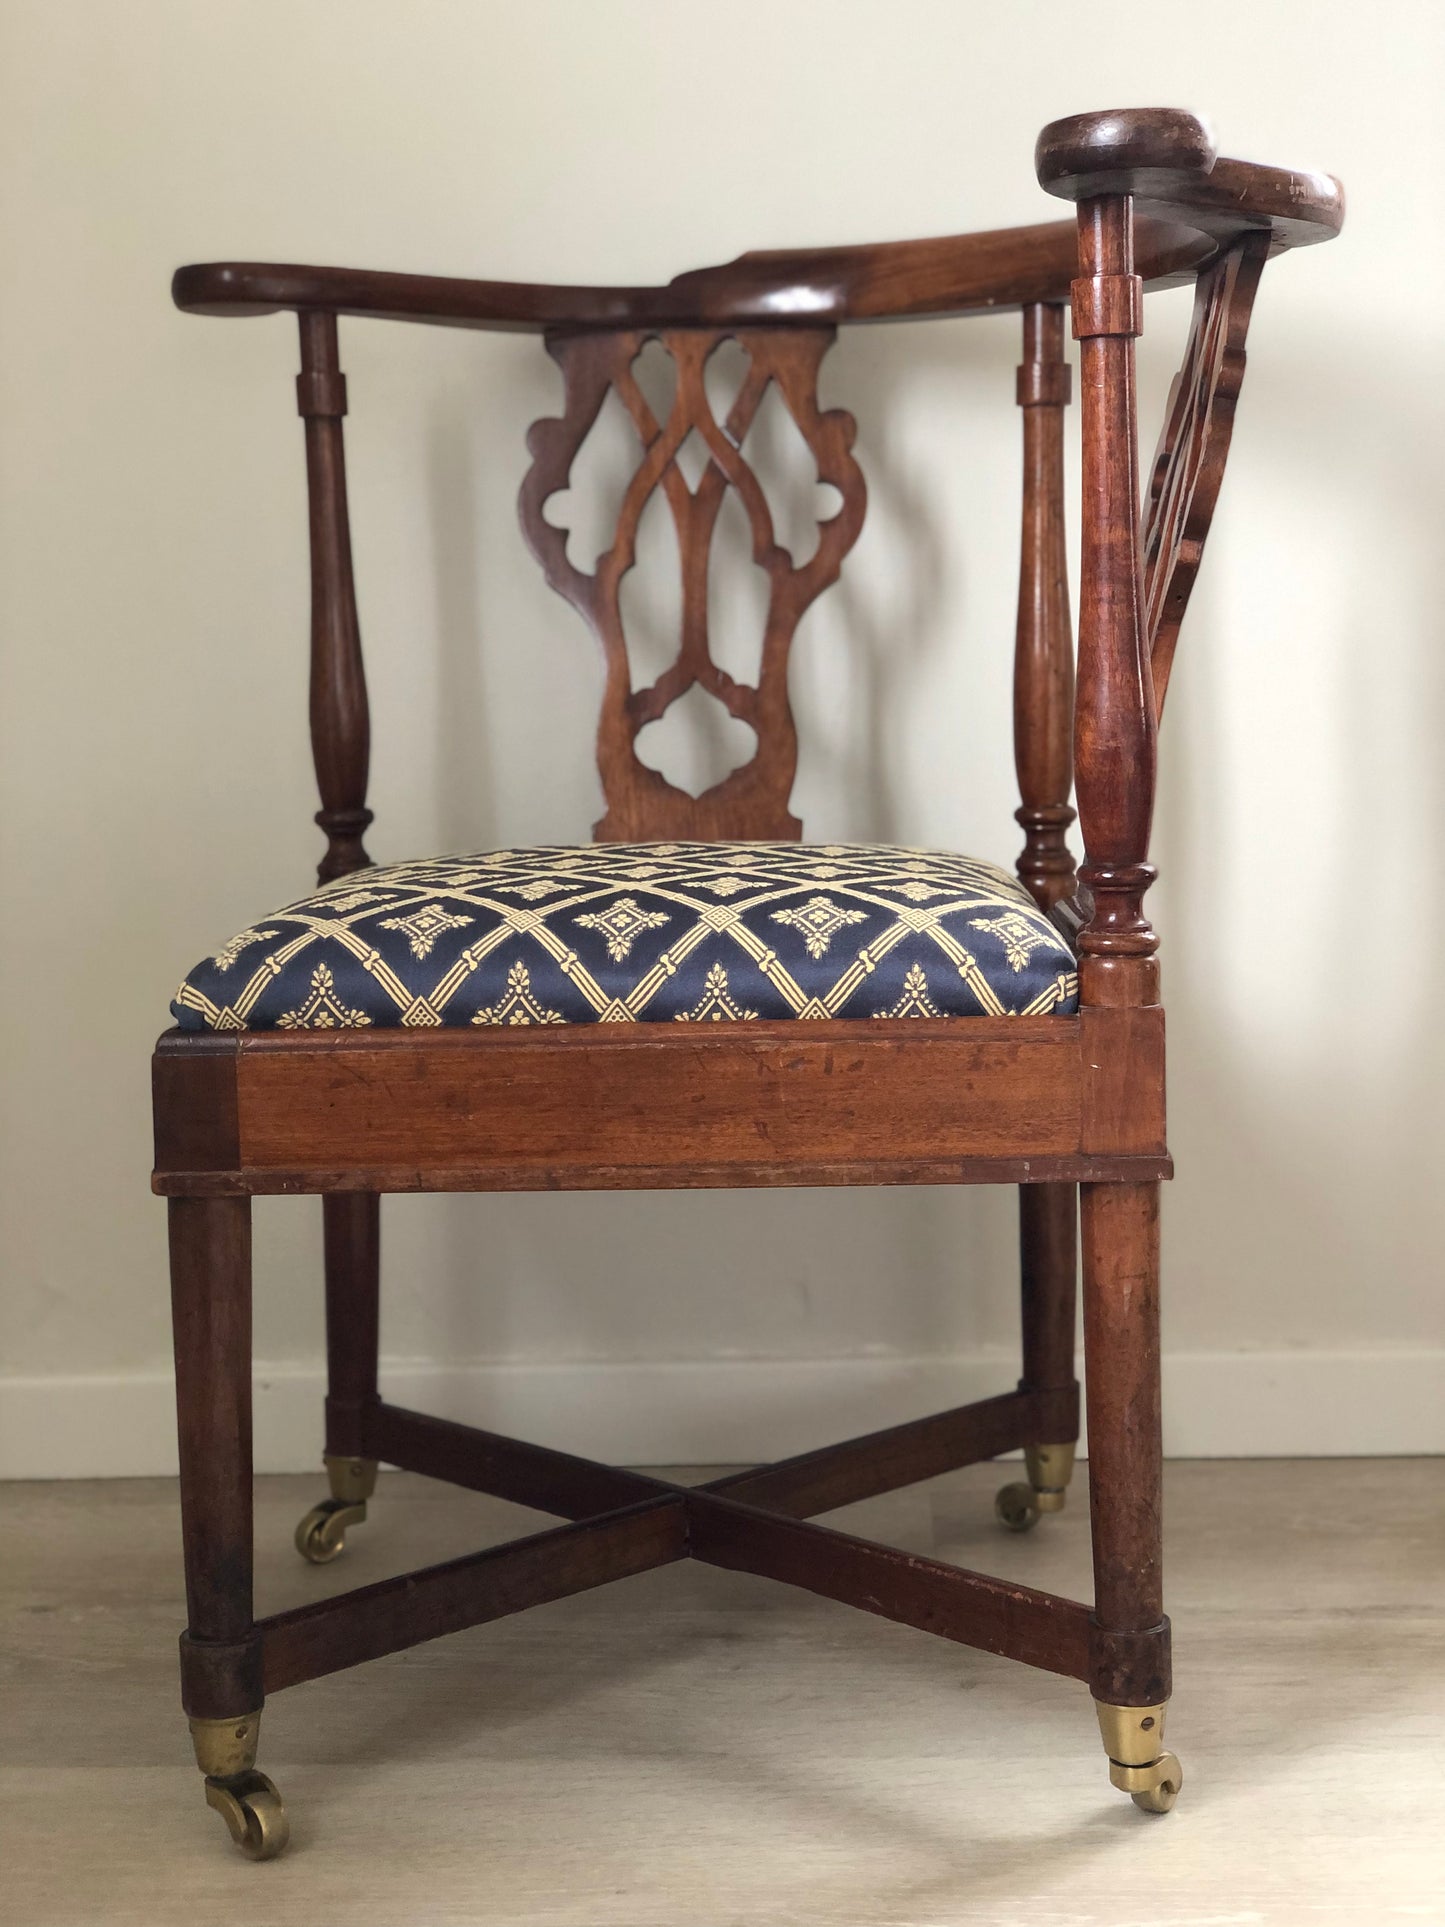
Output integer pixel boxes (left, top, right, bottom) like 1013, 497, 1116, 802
171, 260, 654, 333
1036, 108, 1343, 255
170, 231, 1172, 335
170, 213, 1244, 338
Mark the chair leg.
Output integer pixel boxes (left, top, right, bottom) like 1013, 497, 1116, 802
996, 1182, 1079, 1531
295, 1192, 381, 1564
1080, 1180, 1181, 1814
169, 1196, 289, 1860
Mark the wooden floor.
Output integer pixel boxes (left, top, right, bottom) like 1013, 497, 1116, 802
2, 1458, 1441, 1925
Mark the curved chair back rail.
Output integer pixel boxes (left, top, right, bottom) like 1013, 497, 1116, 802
172, 147, 1340, 336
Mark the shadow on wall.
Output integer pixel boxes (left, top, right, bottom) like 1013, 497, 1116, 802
1153, 331, 1445, 1378
396, 318, 1025, 1438
796, 321, 954, 847
426, 409, 498, 855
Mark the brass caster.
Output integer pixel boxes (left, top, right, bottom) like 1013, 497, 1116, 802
995, 1442, 1076, 1531
1094, 1699, 1184, 1816
189, 1709, 290, 1858
995, 1481, 1041, 1532
294, 1496, 364, 1564
294, 1454, 378, 1563
204, 1769, 290, 1859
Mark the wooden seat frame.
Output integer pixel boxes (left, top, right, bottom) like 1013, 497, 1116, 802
154, 108, 1342, 1854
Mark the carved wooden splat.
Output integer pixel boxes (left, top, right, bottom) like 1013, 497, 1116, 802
1142, 233, 1269, 719
519, 328, 866, 840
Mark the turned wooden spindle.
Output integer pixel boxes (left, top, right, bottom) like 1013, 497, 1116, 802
297, 311, 373, 882
1011, 300, 1080, 1491
1013, 301, 1076, 912
1070, 194, 1158, 1009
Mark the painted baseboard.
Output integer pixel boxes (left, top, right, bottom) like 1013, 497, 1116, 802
2, 1349, 1441, 1479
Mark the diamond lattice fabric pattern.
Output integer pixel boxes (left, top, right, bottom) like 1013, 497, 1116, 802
171, 844, 1079, 1032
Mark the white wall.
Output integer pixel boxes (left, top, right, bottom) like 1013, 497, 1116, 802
1, 0, 1440, 1476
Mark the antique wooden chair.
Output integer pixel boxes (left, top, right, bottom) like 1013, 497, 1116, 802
154, 108, 1341, 1858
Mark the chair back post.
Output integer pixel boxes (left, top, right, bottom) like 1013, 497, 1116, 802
1034, 109, 1221, 1009
1069, 191, 1157, 1008
296, 311, 373, 883
1013, 301, 1076, 912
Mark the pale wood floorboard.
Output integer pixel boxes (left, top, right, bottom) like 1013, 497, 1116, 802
2, 1459, 1441, 1925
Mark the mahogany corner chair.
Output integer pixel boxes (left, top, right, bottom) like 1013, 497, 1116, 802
154, 108, 1341, 1859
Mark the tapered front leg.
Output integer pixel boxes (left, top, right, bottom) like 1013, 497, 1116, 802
295, 1193, 381, 1563
1080, 1179, 1180, 1813
997, 1183, 1080, 1531
169, 1195, 288, 1858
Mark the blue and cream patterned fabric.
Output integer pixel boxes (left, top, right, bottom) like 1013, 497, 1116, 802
172, 843, 1078, 1031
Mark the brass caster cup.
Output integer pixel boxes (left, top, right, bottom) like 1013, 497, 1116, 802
1094, 1699, 1184, 1815
189, 1709, 290, 1858
204, 1770, 290, 1859
294, 1496, 365, 1564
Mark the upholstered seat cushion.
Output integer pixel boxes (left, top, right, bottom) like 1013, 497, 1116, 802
172, 843, 1078, 1032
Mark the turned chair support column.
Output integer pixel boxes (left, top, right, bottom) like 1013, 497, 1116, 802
1071, 194, 1158, 1011
295, 314, 382, 1558
1014, 299, 1076, 910
1004, 301, 1080, 1534
297, 311, 373, 885
1068, 191, 1170, 1764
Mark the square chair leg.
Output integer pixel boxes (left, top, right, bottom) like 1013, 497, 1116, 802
169, 1196, 289, 1858
293, 1193, 383, 1565
1081, 1180, 1179, 1811
998, 1182, 1081, 1531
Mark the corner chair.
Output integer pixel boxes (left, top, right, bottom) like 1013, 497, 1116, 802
153, 107, 1342, 1858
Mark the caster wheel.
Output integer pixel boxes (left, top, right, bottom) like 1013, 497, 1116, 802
204, 1769, 290, 1859
1130, 1751, 1183, 1814
294, 1497, 362, 1564
995, 1481, 1040, 1532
